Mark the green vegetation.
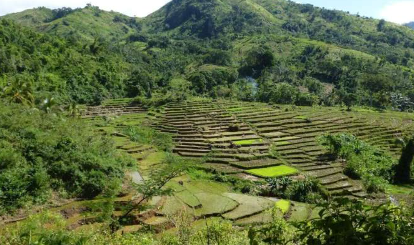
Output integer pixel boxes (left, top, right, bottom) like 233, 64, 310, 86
3, 6, 140, 42
247, 165, 299, 178
1, 0, 414, 243
234, 139, 263, 145
0, 19, 129, 105
123, 126, 173, 152
2, 199, 413, 245
265, 177, 328, 203
1, 0, 414, 110
395, 137, 414, 184
0, 102, 132, 214
275, 200, 291, 214
319, 133, 396, 192
296, 198, 414, 245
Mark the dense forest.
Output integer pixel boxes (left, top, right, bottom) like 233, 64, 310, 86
1, 0, 414, 110
0, 1, 414, 244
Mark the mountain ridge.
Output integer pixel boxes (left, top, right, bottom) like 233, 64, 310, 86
3, 5, 141, 41
1, 0, 414, 111
406, 22, 414, 30
6, 0, 413, 67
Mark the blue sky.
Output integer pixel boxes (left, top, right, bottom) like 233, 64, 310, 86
0, 0, 413, 24
299, 0, 414, 23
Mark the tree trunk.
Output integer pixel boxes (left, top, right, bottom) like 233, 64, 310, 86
395, 139, 414, 184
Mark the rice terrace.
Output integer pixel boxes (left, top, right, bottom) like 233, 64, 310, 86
1, 0, 414, 244
60, 97, 414, 237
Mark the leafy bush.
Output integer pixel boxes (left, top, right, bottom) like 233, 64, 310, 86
265, 176, 328, 203
319, 134, 396, 192
295, 92, 319, 106
295, 198, 414, 245
0, 102, 132, 214
132, 78, 193, 107
123, 126, 173, 152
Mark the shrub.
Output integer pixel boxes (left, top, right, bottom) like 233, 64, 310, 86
268, 83, 299, 105
265, 176, 328, 203
295, 92, 319, 106
0, 102, 132, 214
123, 126, 173, 152
319, 133, 396, 193
295, 198, 414, 245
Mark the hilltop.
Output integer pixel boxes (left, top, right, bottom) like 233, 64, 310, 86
3, 5, 141, 42
144, 0, 414, 66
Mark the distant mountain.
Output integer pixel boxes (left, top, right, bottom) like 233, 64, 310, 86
405, 22, 414, 30
143, 0, 414, 65
3, 5, 141, 41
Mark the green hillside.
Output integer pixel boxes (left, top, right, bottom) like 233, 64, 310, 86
1, 0, 414, 243
406, 22, 414, 30
4, 1, 414, 111
144, 0, 414, 68
3, 5, 141, 42
0, 18, 132, 105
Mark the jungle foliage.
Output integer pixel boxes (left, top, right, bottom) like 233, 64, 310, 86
0, 102, 133, 214
319, 134, 397, 192
1, 198, 413, 245
1, 0, 414, 110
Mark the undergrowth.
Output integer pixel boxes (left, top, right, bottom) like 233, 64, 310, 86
123, 126, 173, 152
0, 102, 133, 214
319, 133, 396, 192
264, 176, 329, 203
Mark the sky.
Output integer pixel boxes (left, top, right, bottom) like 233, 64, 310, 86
0, 0, 413, 24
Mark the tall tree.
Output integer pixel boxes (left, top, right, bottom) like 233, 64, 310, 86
395, 137, 414, 184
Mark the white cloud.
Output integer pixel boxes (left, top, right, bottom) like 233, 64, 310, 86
379, 1, 414, 24
0, 0, 171, 17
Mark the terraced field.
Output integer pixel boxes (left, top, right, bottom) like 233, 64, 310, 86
152, 99, 414, 198
77, 99, 331, 232
75, 98, 413, 232
82, 98, 146, 118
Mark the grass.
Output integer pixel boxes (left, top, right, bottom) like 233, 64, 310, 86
275, 200, 291, 214
288, 202, 311, 222
274, 141, 290, 146
233, 139, 263, 145
222, 193, 274, 220
246, 165, 299, 178
386, 184, 414, 195
175, 190, 201, 208
294, 116, 309, 120
160, 197, 188, 216
194, 193, 238, 217
234, 212, 273, 226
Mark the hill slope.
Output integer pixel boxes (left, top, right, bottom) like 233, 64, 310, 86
2, 0, 414, 111
0, 18, 130, 104
143, 0, 414, 67
3, 5, 141, 42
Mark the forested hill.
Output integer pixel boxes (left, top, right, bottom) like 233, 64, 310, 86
144, 0, 414, 67
406, 22, 414, 30
1, 0, 414, 110
3, 5, 141, 42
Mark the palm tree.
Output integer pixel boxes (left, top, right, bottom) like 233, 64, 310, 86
2, 77, 35, 106
67, 102, 82, 118
40, 97, 57, 114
